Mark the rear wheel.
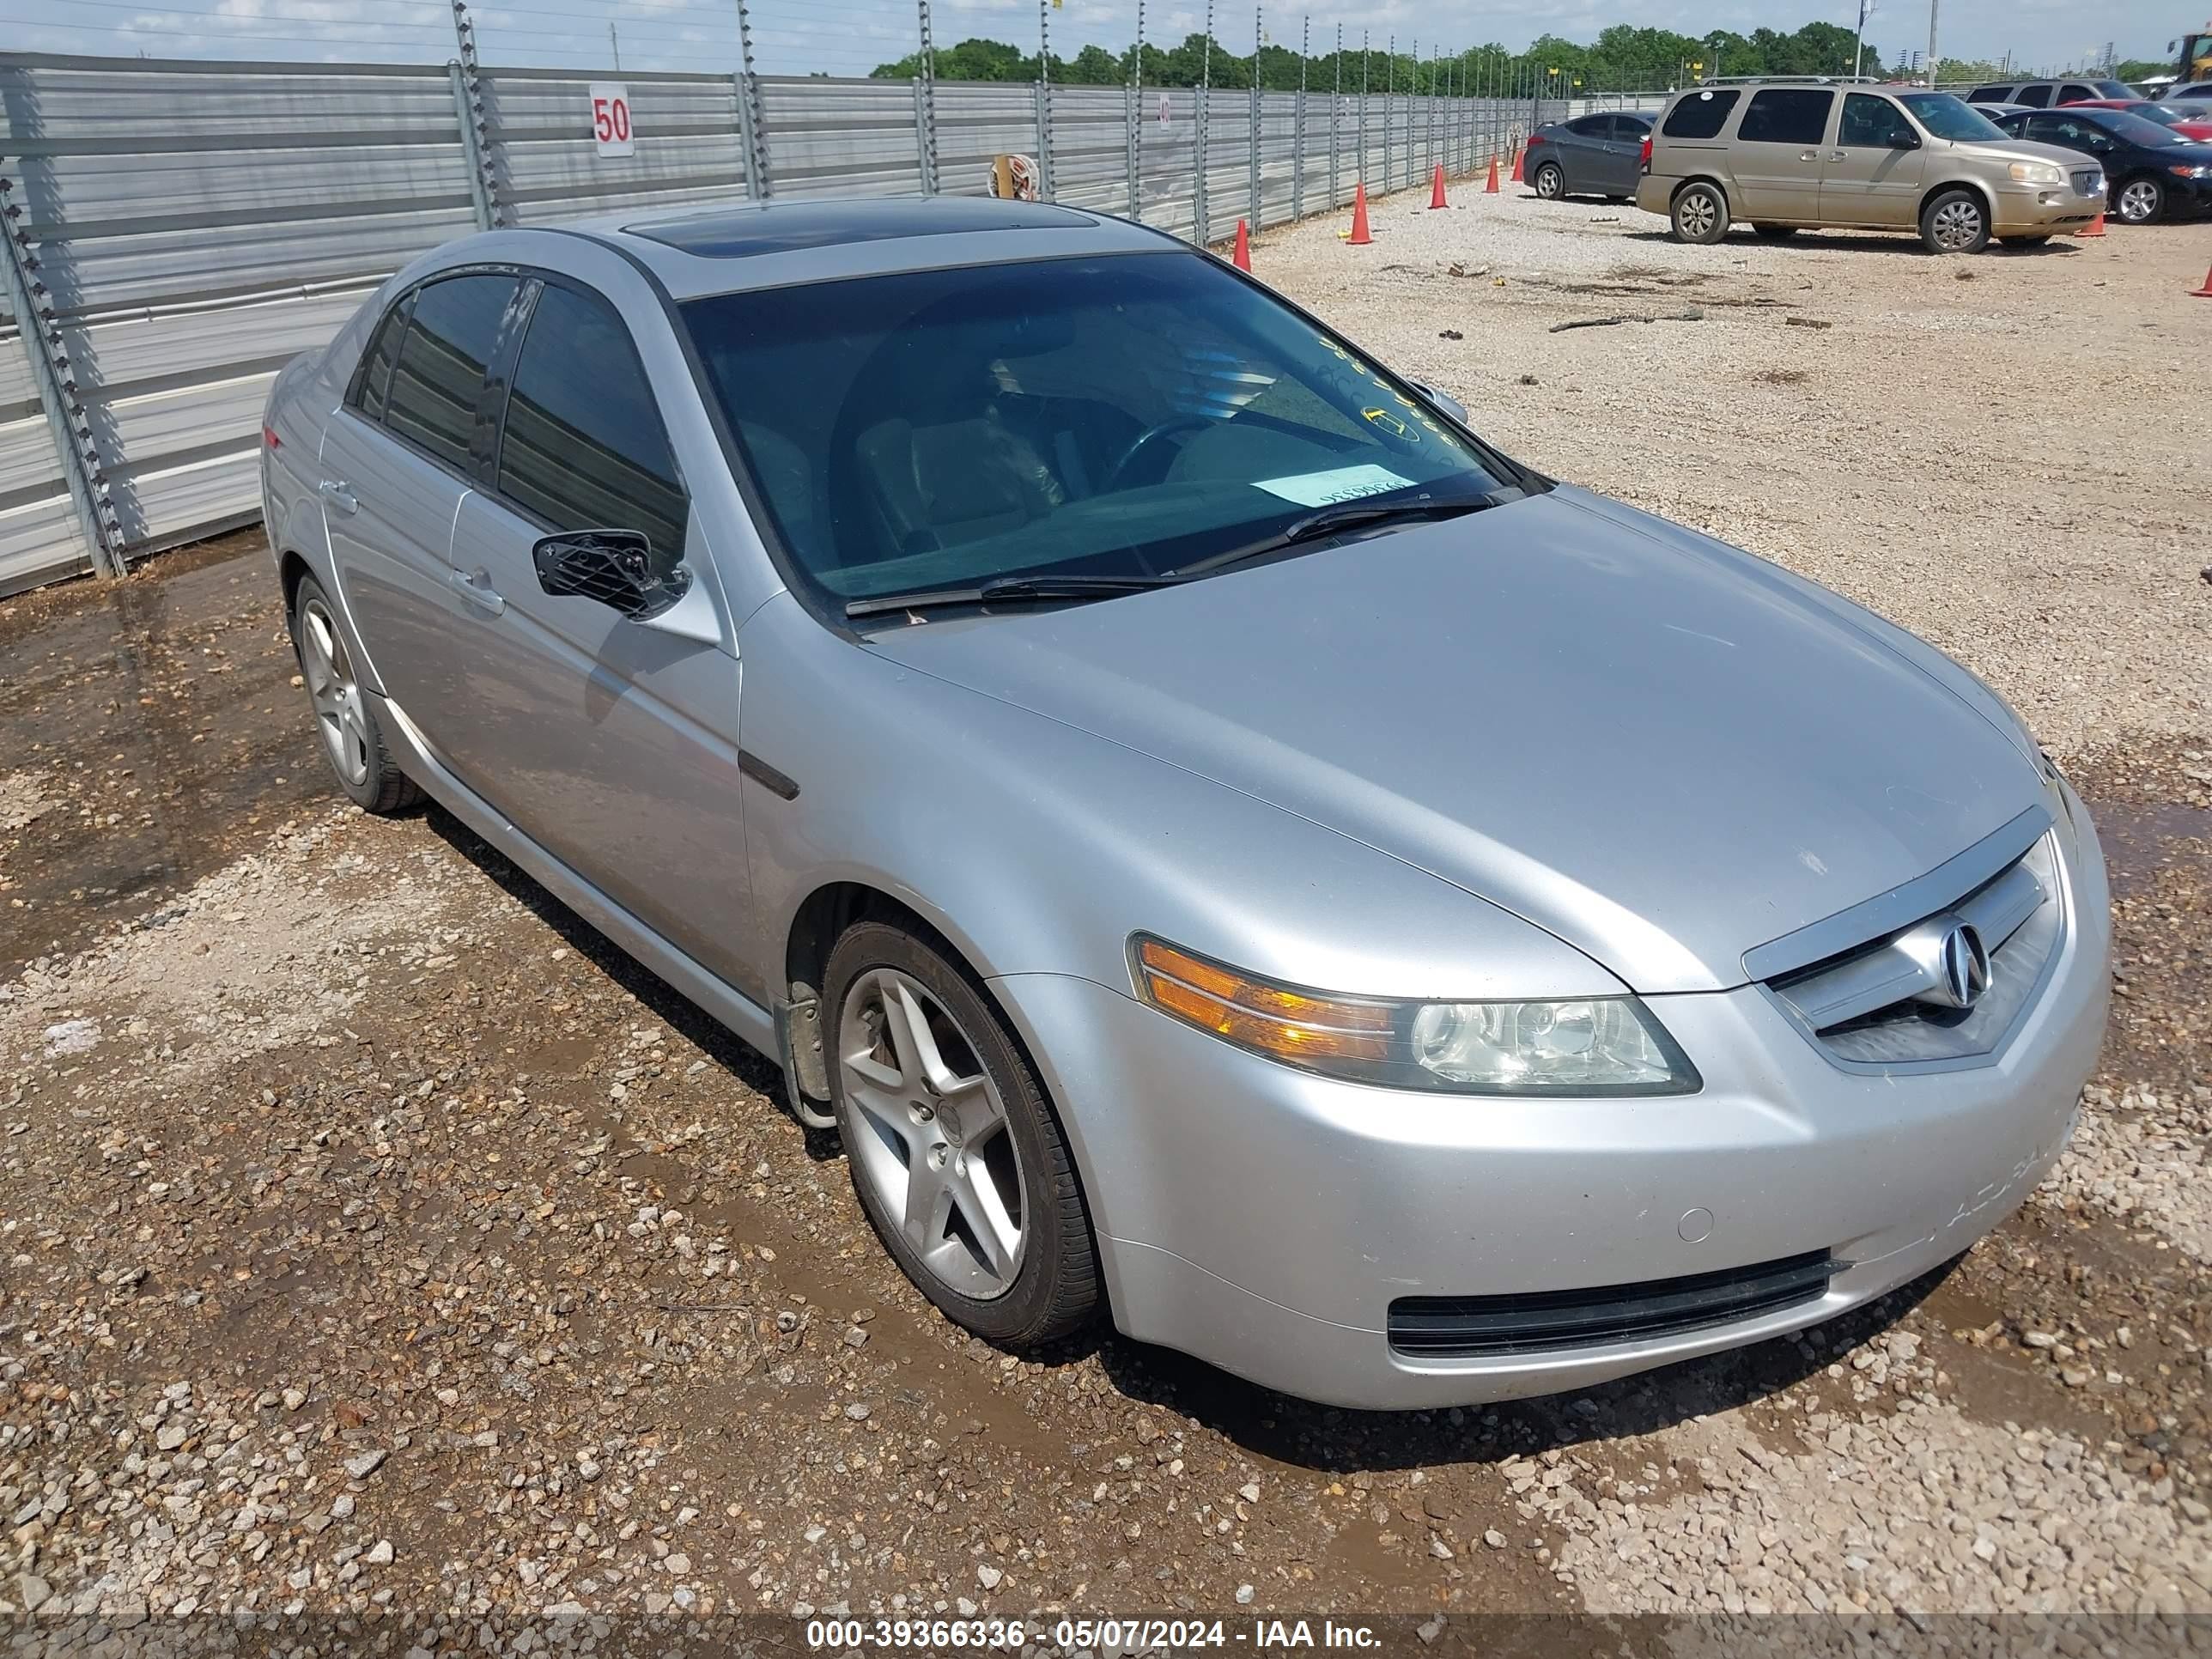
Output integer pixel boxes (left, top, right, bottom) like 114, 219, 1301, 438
2115, 176, 2164, 224
1670, 181, 1729, 244
1533, 161, 1565, 200
1751, 223, 1799, 238
824, 921, 1100, 1347
1919, 188, 1990, 254
289, 575, 422, 815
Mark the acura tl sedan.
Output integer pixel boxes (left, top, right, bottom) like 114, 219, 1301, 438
261, 198, 2108, 1410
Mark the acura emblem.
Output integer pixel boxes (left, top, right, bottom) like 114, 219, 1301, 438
1936, 923, 1991, 1010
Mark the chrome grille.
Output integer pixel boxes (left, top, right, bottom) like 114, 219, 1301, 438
2071, 168, 2103, 197
1766, 833, 2062, 1066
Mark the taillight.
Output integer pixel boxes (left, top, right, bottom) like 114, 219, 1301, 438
1639, 136, 1653, 173
262, 422, 281, 451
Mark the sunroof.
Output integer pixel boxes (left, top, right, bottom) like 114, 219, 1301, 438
627, 198, 1097, 258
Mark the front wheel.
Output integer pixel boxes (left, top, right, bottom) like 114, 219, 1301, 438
1533, 161, 1565, 200
1670, 181, 1729, 244
1919, 188, 1990, 254
2115, 176, 2165, 224
824, 921, 1100, 1347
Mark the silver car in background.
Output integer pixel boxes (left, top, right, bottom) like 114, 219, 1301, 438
260, 198, 2109, 1410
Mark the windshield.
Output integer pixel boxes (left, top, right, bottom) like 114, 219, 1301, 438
1898, 93, 2008, 141
681, 252, 1516, 610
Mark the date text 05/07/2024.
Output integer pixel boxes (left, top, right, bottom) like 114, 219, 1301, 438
803, 1617, 1384, 1650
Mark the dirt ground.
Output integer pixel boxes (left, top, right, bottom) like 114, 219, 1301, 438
3, 182, 2210, 1643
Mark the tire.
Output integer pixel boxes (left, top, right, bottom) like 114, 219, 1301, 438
1919, 187, 1990, 253
1533, 161, 1565, 200
1670, 180, 1729, 244
1751, 222, 1799, 238
289, 574, 422, 815
2115, 175, 2164, 224
823, 921, 1100, 1347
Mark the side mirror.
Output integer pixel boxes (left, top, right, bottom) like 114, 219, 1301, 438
1887, 130, 1922, 149
1409, 379, 1470, 426
532, 528, 690, 621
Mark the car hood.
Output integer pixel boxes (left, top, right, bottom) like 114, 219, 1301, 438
1962, 137, 2099, 169
862, 488, 2047, 993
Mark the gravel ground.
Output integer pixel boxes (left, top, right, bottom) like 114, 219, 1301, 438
3, 182, 2209, 1642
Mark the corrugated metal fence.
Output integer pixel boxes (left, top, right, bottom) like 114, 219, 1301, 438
0, 48, 1614, 594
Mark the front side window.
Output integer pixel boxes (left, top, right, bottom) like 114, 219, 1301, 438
495, 282, 690, 564
682, 252, 1518, 611
1738, 88, 1835, 146
1838, 94, 1912, 147
1662, 88, 1739, 138
1897, 93, 2008, 141
2058, 83, 2096, 104
384, 274, 516, 471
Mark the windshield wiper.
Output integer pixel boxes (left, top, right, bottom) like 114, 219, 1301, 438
844, 573, 1182, 619
1168, 487, 1522, 580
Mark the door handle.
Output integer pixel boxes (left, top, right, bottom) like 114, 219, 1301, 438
1799, 149, 1820, 162
317, 478, 359, 515
449, 567, 506, 617
1827, 150, 1845, 161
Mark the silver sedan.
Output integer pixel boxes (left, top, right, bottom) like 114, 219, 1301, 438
260, 197, 2108, 1409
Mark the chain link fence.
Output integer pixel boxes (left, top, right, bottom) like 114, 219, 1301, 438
0, 33, 1629, 593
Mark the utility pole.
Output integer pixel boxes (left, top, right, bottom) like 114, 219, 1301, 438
609, 20, 620, 68
1852, 0, 1872, 76
1925, 0, 1939, 84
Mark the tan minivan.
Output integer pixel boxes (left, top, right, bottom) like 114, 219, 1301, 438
1635, 79, 2106, 252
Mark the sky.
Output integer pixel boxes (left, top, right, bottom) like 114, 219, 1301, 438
0, 0, 2182, 81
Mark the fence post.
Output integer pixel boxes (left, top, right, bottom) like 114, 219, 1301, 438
735, 0, 772, 198
915, 0, 939, 194
1247, 7, 1261, 230
1328, 24, 1340, 208
447, 64, 495, 231
1128, 0, 1145, 220
1356, 30, 1365, 195
1292, 15, 1305, 220
1195, 0, 1212, 245
1036, 0, 1055, 198
448, 2, 501, 227
0, 185, 122, 578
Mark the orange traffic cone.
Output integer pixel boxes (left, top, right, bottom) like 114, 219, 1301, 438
1231, 217, 1252, 270
1346, 182, 1373, 245
1510, 146, 1525, 184
1429, 162, 1449, 210
1484, 155, 1500, 193
2078, 209, 2106, 238
2193, 262, 2212, 297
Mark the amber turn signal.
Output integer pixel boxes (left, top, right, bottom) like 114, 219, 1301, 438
1133, 937, 1393, 1066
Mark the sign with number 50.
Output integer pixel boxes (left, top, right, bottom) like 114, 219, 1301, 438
589, 83, 635, 157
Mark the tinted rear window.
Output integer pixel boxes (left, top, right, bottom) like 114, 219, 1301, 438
2014, 84, 2051, 106
385, 274, 515, 471
1662, 88, 1739, 139
1966, 85, 2014, 102
1738, 88, 1835, 145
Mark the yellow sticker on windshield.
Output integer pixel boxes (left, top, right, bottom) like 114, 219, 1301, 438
1360, 407, 1416, 439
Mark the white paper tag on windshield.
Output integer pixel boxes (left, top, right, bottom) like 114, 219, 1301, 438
1251, 464, 1413, 507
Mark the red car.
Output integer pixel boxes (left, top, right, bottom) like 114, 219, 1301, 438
2060, 97, 2212, 141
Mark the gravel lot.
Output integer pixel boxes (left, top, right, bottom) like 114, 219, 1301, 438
3, 180, 2209, 1642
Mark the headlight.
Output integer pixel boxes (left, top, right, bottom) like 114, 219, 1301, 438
1131, 937, 1700, 1097
2008, 161, 2065, 185
2168, 163, 2212, 179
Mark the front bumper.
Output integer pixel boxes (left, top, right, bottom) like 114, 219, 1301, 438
996, 787, 2109, 1411
1990, 179, 2105, 233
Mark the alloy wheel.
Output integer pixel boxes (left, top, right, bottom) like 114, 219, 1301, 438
1676, 189, 1718, 239
1535, 163, 1563, 199
1929, 198, 1984, 252
838, 968, 1027, 1300
2117, 180, 2160, 223
298, 594, 371, 788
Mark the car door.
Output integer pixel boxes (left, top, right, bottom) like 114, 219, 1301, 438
432, 274, 754, 975
1597, 114, 1650, 194
319, 271, 516, 732
1819, 92, 1927, 225
1730, 88, 1835, 219
1554, 115, 1609, 190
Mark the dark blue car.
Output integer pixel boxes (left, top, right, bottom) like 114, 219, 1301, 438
1994, 106, 2212, 222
